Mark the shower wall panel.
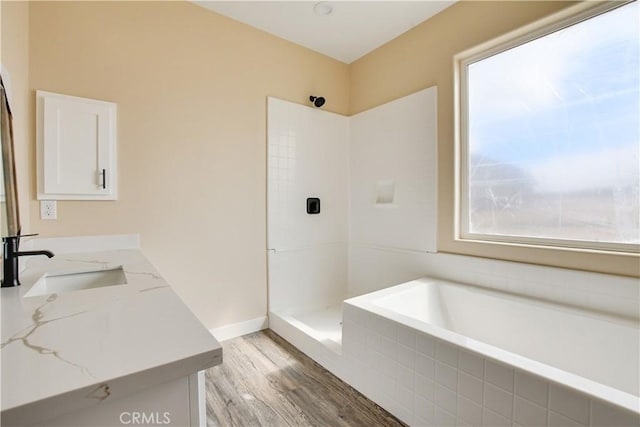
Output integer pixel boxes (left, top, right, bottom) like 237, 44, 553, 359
348, 87, 438, 298
268, 245, 348, 313
267, 97, 350, 313
349, 87, 438, 254
267, 97, 349, 252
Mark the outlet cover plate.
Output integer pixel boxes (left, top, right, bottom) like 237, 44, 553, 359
40, 200, 57, 220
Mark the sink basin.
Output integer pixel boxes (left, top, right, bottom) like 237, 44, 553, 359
24, 266, 127, 297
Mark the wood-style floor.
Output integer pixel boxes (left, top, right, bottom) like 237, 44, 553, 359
205, 329, 405, 427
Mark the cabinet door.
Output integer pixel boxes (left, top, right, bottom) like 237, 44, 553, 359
37, 91, 117, 200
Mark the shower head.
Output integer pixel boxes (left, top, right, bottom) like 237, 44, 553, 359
309, 95, 325, 108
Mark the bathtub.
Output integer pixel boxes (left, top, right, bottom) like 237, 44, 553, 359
342, 277, 640, 426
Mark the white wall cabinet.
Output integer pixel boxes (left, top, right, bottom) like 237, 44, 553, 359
37, 91, 117, 200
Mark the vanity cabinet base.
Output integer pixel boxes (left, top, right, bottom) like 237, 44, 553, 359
8, 371, 206, 427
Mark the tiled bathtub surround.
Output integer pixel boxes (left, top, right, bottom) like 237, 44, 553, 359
342, 303, 640, 427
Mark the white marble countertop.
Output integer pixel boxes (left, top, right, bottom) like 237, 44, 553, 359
1, 249, 222, 425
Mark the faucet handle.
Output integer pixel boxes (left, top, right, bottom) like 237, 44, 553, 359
19, 233, 38, 238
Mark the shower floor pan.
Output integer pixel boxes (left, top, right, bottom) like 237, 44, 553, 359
270, 302, 344, 355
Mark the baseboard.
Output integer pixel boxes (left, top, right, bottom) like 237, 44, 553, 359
210, 316, 269, 342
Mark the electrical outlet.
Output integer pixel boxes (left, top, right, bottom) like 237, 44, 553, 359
40, 200, 57, 220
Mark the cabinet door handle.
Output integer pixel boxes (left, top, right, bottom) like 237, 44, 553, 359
101, 169, 106, 189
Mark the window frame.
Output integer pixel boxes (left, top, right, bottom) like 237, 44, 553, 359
454, 0, 639, 255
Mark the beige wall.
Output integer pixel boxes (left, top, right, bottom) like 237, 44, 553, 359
350, 1, 639, 277
28, 1, 349, 329
1, 0, 30, 235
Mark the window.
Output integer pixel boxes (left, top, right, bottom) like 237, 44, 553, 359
457, 1, 639, 253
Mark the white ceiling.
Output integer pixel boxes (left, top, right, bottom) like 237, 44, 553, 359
194, 1, 456, 64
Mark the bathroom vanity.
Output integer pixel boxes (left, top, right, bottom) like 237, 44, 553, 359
0, 242, 222, 426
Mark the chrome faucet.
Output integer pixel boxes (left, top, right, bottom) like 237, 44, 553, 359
2, 234, 54, 287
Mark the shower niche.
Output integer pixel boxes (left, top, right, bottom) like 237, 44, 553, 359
266, 87, 437, 354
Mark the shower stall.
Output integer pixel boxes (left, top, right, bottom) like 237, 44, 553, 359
266, 87, 438, 360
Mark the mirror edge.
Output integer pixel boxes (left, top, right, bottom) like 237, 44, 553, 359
1, 72, 22, 237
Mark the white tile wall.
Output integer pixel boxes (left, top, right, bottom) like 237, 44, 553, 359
435, 383, 458, 414
459, 371, 484, 405
460, 350, 485, 380
549, 411, 585, 427
591, 399, 640, 427
342, 304, 640, 427
549, 384, 591, 425
416, 352, 436, 379
349, 87, 437, 254
436, 341, 458, 368
436, 361, 458, 391
458, 395, 483, 426
267, 245, 347, 313
414, 394, 434, 424
485, 383, 513, 419
484, 408, 511, 427
398, 343, 416, 368
485, 360, 515, 393
398, 326, 416, 348
398, 363, 415, 390
416, 332, 436, 358
515, 370, 549, 407
267, 97, 349, 252
434, 406, 456, 426
347, 245, 640, 320
514, 396, 547, 427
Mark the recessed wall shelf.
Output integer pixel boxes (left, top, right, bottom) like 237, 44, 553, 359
375, 179, 395, 205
